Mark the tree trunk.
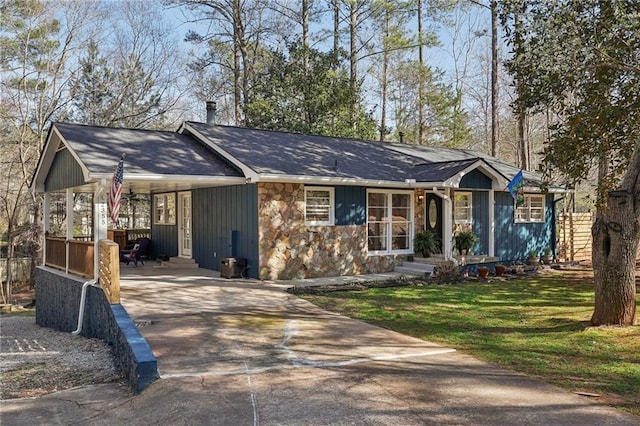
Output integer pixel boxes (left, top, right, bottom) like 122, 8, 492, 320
333, 0, 339, 65
417, 0, 424, 145
591, 141, 640, 326
380, 6, 389, 142
490, 0, 498, 157
233, 0, 243, 125
349, 1, 357, 131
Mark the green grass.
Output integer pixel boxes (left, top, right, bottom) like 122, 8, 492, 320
301, 270, 640, 415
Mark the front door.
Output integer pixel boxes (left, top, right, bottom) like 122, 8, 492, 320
425, 193, 443, 253
178, 192, 192, 257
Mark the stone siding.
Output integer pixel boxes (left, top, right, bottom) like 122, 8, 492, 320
258, 182, 398, 280
35, 267, 159, 394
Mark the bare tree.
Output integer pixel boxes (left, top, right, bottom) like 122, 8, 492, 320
0, 0, 99, 301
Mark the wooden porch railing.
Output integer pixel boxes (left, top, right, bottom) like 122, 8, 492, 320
44, 237, 94, 278
45, 237, 121, 304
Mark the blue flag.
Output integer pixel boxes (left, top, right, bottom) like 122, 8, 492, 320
507, 170, 525, 206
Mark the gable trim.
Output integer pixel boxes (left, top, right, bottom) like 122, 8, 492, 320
442, 159, 509, 190
179, 122, 259, 182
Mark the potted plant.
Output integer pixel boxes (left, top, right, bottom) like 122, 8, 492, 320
414, 230, 439, 258
454, 231, 478, 255
478, 266, 489, 278
527, 250, 539, 266
494, 264, 506, 277
541, 247, 553, 264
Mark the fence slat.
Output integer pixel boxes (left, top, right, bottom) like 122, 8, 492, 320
99, 239, 120, 304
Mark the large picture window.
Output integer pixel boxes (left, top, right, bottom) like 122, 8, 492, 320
154, 193, 176, 225
515, 194, 545, 223
454, 192, 472, 224
367, 190, 413, 255
305, 187, 334, 226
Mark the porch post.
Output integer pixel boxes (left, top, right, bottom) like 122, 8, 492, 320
94, 179, 109, 279
443, 192, 453, 260
65, 188, 74, 274
433, 188, 453, 260
488, 189, 495, 257
43, 193, 50, 265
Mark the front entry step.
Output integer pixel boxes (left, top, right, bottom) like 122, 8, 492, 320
394, 262, 436, 278
157, 257, 199, 269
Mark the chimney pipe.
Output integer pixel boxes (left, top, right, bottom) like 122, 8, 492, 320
206, 101, 217, 124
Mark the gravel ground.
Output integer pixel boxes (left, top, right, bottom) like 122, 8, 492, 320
0, 314, 124, 399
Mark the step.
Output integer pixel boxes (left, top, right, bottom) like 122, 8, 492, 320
161, 257, 200, 269
395, 262, 436, 277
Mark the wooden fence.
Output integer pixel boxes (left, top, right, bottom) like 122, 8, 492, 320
557, 212, 593, 262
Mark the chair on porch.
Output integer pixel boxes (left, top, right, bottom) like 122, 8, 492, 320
121, 237, 150, 266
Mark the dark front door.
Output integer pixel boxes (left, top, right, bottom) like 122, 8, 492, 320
425, 193, 443, 253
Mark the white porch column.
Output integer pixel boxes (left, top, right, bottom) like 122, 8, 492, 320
433, 188, 453, 260
65, 188, 74, 273
42, 193, 50, 265
94, 179, 108, 279
488, 189, 495, 257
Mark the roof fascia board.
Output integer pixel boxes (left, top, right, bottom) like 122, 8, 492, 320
440, 159, 509, 189
257, 174, 443, 188
89, 174, 247, 185
181, 122, 259, 182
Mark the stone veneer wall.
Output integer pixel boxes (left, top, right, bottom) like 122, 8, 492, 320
258, 182, 400, 280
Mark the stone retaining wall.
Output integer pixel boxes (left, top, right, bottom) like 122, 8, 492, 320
258, 182, 398, 280
35, 267, 159, 394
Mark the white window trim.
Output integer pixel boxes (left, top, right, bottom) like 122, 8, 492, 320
514, 193, 546, 223
367, 189, 414, 256
454, 191, 473, 224
154, 193, 176, 225
304, 186, 335, 226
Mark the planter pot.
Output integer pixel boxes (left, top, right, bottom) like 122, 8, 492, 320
495, 265, 506, 277
478, 267, 489, 278
541, 255, 552, 264
527, 257, 539, 266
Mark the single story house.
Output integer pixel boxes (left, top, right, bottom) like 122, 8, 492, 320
32, 119, 559, 280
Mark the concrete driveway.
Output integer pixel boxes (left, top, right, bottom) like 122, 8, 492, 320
2, 267, 638, 425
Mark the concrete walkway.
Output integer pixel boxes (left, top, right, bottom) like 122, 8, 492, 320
2, 267, 638, 425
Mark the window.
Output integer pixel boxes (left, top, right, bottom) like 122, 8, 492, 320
367, 190, 413, 255
454, 192, 472, 224
515, 194, 545, 223
154, 193, 176, 225
305, 187, 334, 226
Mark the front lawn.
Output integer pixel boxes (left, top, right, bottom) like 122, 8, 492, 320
300, 269, 640, 415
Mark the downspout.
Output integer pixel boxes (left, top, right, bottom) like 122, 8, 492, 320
73, 180, 108, 336
72, 279, 97, 335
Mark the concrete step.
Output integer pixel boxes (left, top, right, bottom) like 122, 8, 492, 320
160, 257, 200, 269
394, 262, 436, 278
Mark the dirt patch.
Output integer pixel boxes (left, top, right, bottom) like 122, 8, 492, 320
0, 315, 124, 399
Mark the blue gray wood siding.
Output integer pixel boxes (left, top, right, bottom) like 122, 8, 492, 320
335, 186, 366, 225
494, 192, 555, 261
45, 148, 85, 191
191, 184, 259, 278
460, 169, 492, 190
471, 191, 489, 255
150, 192, 178, 259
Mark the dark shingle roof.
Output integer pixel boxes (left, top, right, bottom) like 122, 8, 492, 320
185, 122, 494, 183
55, 122, 240, 177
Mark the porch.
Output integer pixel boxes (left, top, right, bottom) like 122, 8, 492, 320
44, 229, 150, 277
